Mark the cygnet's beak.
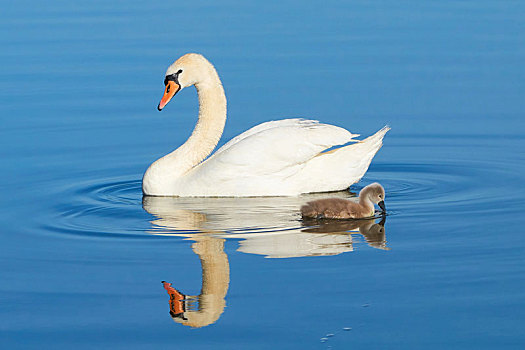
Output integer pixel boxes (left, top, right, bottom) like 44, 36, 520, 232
378, 200, 386, 212
158, 81, 180, 111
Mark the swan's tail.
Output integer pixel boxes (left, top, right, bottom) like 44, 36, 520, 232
357, 125, 390, 152
297, 126, 390, 193
337, 125, 390, 184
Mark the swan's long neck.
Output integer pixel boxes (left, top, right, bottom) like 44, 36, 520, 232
172, 80, 227, 171
143, 71, 226, 195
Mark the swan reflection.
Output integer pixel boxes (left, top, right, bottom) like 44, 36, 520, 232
142, 195, 388, 327
161, 236, 229, 328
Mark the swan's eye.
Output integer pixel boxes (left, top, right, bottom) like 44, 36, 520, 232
166, 84, 170, 93
177, 69, 183, 74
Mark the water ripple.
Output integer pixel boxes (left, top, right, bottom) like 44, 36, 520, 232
44, 160, 522, 240
359, 161, 521, 216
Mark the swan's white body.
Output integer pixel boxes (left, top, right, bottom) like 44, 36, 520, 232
143, 53, 389, 197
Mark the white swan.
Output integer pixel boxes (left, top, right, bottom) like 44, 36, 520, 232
143, 53, 389, 197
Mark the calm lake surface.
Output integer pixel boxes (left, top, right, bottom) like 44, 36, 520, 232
1, 1, 525, 349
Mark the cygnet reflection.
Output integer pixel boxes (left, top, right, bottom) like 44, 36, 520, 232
302, 215, 389, 250
240, 216, 388, 258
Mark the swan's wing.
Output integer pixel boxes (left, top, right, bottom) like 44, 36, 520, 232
215, 118, 359, 156
196, 119, 359, 178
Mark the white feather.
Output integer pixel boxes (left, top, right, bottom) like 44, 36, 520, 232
174, 123, 388, 196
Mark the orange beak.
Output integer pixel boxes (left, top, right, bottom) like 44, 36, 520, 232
158, 81, 180, 111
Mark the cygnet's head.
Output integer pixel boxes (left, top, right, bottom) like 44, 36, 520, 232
360, 183, 386, 212
158, 53, 219, 111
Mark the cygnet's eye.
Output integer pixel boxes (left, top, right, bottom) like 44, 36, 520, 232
379, 194, 382, 198
177, 69, 183, 74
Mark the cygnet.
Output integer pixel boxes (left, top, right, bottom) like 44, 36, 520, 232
301, 183, 386, 219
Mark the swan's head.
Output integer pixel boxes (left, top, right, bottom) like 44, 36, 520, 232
158, 53, 218, 111
361, 183, 386, 212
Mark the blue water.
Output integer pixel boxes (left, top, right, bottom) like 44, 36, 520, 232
1, 1, 525, 349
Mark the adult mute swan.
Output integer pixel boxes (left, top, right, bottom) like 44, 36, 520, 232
143, 53, 389, 197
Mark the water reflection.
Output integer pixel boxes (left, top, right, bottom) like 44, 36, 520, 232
302, 216, 389, 251
162, 237, 229, 328
238, 216, 388, 258
143, 196, 388, 327
143, 195, 389, 256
